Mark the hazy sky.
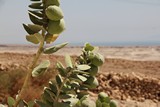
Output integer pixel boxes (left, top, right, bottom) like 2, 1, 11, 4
0, 0, 160, 45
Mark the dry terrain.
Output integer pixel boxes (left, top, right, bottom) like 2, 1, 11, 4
0, 45, 160, 107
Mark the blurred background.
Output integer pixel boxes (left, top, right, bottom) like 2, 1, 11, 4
0, 0, 160, 46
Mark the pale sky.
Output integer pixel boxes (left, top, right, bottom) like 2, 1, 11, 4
0, 0, 160, 45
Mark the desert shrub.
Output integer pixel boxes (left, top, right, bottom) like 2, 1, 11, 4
6, 0, 117, 107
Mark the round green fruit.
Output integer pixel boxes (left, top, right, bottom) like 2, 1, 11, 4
46, 0, 60, 6
98, 92, 110, 103
48, 19, 65, 34
91, 53, 104, 66
45, 5, 63, 21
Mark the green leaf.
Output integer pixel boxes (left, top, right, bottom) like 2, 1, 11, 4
47, 19, 65, 34
32, 60, 50, 77
84, 76, 99, 89
28, 101, 35, 107
65, 55, 73, 68
49, 81, 58, 94
88, 65, 98, 76
35, 100, 50, 107
45, 33, 59, 44
46, 0, 60, 6
29, 3, 43, 9
77, 65, 91, 71
23, 24, 36, 34
56, 62, 66, 77
54, 102, 70, 107
43, 42, 68, 54
29, 10, 43, 18
84, 43, 94, 51
56, 74, 63, 87
77, 75, 87, 82
29, 12, 44, 25
26, 33, 42, 44
63, 98, 79, 107
7, 97, 15, 107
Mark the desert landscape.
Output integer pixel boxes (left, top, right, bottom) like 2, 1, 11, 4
0, 45, 160, 107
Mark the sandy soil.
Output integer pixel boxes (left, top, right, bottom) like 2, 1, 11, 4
0, 45, 160, 107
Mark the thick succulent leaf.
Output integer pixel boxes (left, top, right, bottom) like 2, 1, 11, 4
56, 62, 66, 77
18, 100, 28, 107
45, 5, 63, 21
88, 65, 98, 76
26, 34, 39, 44
56, 74, 63, 87
29, 10, 43, 18
35, 100, 50, 107
46, 0, 60, 6
84, 43, 94, 51
77, 75, 87, 82
43, 42, 68, 54
49, 81, 58, 94
77, 65, 91, 71
34, 33, 44, 42
23, 24, 36, 34
26, 33, 43, 44
29, 12, 44, 25
65, 55, 73, 68
45, 88, 56, 100
42, 88, 54, 102
45, 33, 59, 44
32, 60, 50, 77
73, 70, 90, 75
63, 98, 79, 107
29, 3, 43, 9
28, 24, 43, 32
47, 19, 65, 34
7, 97, 15, 107
84, 76, 99, 89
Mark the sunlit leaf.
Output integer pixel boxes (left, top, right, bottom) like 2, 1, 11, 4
7, 97, 15, 107
65, 54, 73, 68
43, 42, 68, 54
29, 3, 43, 9
32, 60, 50, 77
45, 33, 59, 44
77, 65, 91, 71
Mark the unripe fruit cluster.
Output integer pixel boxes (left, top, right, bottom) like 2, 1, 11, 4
45, 0, 65, 34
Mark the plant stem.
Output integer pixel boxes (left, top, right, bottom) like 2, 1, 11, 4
14, 39, 45, 107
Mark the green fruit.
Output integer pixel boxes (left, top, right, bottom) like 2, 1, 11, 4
84, 76, 99, 89
46, 0, 60, 6
110, 101, 117, 107
98, 92, 110, 103
91, 53, 104, 66
88, 65, 98, 76
48, 19, 65, 34
45, 5, 63, 21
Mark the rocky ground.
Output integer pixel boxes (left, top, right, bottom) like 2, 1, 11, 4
0, 45, 160, 107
